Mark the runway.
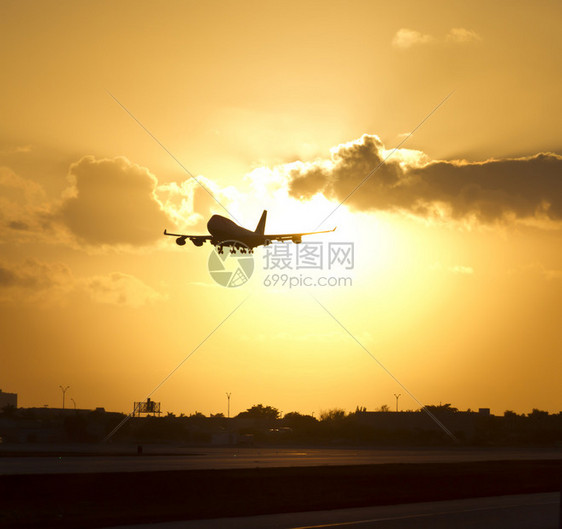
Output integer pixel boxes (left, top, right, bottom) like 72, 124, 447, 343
103, 493, 561, 529
1, 445, 561, 475
1, 453, 560, 529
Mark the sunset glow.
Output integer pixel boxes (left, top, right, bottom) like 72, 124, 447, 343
1, 0, 561, 418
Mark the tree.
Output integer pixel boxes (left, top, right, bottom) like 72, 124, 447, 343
320, 409, 346, 421
283, 412, 317, 428
237, 404, 280, 421
281, 412, 318, 440
425, 403, 458, 414
528, 409, 549, 419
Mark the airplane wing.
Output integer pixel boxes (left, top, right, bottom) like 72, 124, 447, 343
164, 229, 212, 247
264, 227, 336, 243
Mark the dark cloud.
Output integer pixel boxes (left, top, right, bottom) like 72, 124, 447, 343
0, 266, 18, 287
59, 156, 170, 246
0, 259, 162, 308
408, 154, 562, 222
0, 167, 46, 239
0, 259, 71, 290
288, 135, 562, 224
7, 220, 29, 231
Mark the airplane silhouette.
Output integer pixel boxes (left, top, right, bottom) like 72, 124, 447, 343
164, 210, 335, 254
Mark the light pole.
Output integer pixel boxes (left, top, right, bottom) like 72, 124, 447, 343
59, 385, 70, 409
70, 398, 77, 410
394, 393, 401, 412
226, 392, 231, 418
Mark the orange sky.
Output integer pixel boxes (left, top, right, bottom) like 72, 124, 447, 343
1, 0, 561, 416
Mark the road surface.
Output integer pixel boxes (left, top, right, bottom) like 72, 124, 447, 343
1, 446, 561, 475
104, 493, 560, 529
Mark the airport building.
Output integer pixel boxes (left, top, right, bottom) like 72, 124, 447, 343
0, 390, 17, 409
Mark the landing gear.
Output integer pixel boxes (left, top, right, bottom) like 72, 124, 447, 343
215, 242, 252, 255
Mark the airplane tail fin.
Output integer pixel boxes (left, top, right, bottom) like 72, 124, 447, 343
255, 210, 267, 235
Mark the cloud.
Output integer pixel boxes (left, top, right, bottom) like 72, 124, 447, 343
446, 28, 482, 44
408, 154, 562, 223
286, 134, 562, 226
156, 175, 237, 232
430, 262, 474, 275
0, 258, 72, 290
0, 259, 74, 305
392, 28, 434, 49
0, 144, 32, 155
156, 180, 202, 230
0, 168, 50, 240
0, 259, 164, 308
393, 27, 481, 49
509, 263, 562, 281
58, 156, 171, 246
1, 155, 236, 248
0, 167, 43, 200
83, 272, 165, 308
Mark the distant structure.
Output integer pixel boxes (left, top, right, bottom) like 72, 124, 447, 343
0, 389, 17, 409
133, 398, 161, 417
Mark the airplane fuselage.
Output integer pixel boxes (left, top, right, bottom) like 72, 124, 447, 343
207, 215, 267, 248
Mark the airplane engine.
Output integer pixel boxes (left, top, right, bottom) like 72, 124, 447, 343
176, 236, 187, 246
191, 239, 204, 247
292, 235, 302, 244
